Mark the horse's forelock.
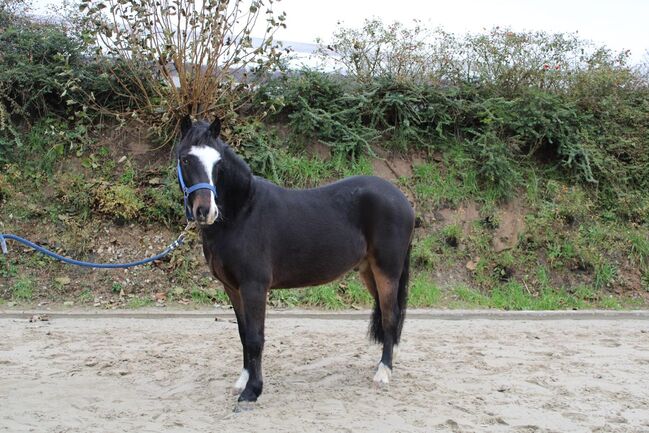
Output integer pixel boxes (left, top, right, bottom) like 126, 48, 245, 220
177, 122, 222, 156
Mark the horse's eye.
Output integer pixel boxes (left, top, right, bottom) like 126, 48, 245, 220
182, 158, 189, 165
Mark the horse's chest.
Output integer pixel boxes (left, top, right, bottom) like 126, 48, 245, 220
202, 244, 235, 288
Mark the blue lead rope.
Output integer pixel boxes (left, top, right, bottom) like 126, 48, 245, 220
0, 222, 194, 269
0, 159, 212, 269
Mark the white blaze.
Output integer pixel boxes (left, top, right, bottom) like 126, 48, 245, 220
188, 146, 221, 224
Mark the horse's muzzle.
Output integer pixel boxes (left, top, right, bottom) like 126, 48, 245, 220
192, 190, 218, 225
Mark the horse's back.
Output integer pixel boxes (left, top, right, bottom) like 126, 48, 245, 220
292, 175, 414, 238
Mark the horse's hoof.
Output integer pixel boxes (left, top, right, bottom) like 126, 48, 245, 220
233, 401, 256, 413
238, 387, 260, 402
231, 369, 249, 395
373, 362, 392, 388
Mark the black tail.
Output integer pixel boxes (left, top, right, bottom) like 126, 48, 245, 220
369, 246, 410, 344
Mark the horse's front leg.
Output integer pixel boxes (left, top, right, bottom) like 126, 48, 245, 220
223, 285, 250, 395
238, 282, 268, 402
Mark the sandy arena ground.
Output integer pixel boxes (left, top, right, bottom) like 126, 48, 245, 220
1, 310, 648, 433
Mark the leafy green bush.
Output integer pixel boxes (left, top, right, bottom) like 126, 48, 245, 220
260, 44, 648, 210
141, 164, 184, 227
0, 5, 131, 161
257, 70, 378, 157
94, 183, 144, 222
54, 172, 95, 221
0, 22, 76, 116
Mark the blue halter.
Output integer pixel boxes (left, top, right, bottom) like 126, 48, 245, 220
177, 160, 218, 222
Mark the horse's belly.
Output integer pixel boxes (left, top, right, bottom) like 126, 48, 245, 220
271, 236, 366, 289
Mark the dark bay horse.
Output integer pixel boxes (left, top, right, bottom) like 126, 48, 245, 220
176, 117, 415, 402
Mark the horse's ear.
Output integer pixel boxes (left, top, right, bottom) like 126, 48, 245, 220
209, 117, 221, 139
180, 115, 192, 137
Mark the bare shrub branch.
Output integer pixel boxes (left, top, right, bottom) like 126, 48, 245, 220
80, 0, 286, 138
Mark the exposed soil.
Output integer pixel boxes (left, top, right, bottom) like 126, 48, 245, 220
96, 121, 171, 167
438, 201, 482, 237
2, 312, 648, 432
492, 197, 526, 253
305, 139, 332, 161
371, 155, 413, 181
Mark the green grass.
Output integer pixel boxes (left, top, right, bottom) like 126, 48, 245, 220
11, 277, 34, 302
272, 152, 373, 188
409, 274, 441, 306
411, 234, 440, 269
268, 289, 301, 308
547, 239, 578, 268
212, 289, 230, 304
1, 110, 647, 312
0, 256, 18, 278
189, 287, 212, 304
450, 281, 637, 310
164, 285, 229, 305
126, 296, 153, 309
302, 283, 346, 309
599, 295, 622, 310
594, 263, 617, 289
189, 286, 228, 305
454, 285, 491, 307
629, 231, 649, 266
412, 161, 478, 208
492, 284, 585, 310
77, 288, 94, 303
341, 279, 373, 305
270, 275, 374, 309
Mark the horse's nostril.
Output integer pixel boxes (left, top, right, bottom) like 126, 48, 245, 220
196, 206, 208, 220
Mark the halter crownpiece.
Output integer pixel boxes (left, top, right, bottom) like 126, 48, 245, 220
177, 160, 218, 222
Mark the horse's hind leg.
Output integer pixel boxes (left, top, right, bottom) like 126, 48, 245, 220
370, 269, 398, 386
368, 250, 410, 387
359, 260, 378, 300
360, 263, 393, 386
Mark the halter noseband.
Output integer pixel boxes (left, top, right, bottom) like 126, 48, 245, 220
177, 160, 218, 222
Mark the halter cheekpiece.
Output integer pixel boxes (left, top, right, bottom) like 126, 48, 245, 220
177, 160, 218, 221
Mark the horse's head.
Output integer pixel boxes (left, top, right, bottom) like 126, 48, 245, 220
176, 116, 224, 225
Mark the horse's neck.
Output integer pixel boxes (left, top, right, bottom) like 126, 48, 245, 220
216, 147, 253, 219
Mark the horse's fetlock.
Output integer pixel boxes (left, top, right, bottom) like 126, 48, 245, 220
239, 379, 263, 402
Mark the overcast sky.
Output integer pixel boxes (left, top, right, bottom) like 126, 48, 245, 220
32, 0, 649, 63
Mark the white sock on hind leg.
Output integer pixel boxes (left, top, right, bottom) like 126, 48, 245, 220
393, 345, 400, 362
373, 362, 391, 386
